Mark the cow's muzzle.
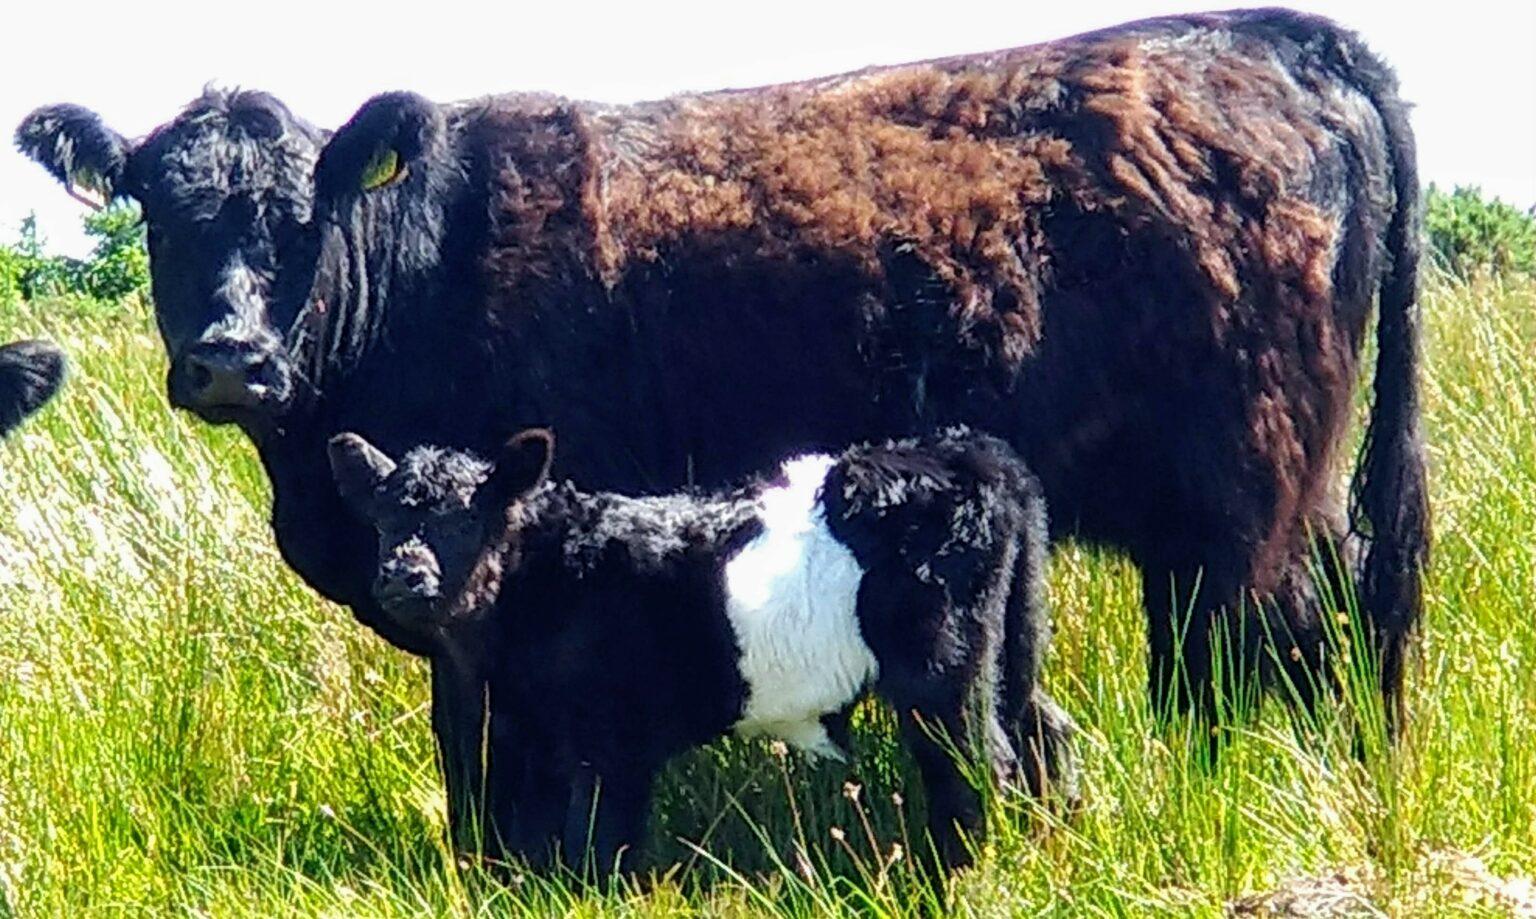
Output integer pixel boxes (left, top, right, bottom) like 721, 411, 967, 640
169, 335, 292, 425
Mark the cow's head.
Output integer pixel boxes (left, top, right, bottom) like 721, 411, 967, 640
16, 90, 324, 427
327, 429, 554, 630
0, 340, 66, 437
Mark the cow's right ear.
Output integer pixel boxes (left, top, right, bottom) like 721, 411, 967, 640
15, 104, 133, 210
328, 432, 397, 513
314, 92, 442, 206
487, 428, 555, 508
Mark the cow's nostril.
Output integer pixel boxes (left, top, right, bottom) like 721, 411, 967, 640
188, 361, 213, 392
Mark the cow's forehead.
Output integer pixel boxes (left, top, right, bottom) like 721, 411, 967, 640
129, 90, 321, 222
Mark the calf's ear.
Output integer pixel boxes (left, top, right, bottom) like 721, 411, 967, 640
328, 432, 397, 511
15, 104, 133, 210
487, 428, 555, 507
0, 340, 67, 437
315, 92, 442, 206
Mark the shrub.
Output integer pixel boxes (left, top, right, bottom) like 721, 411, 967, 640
0, 246, 23, 304
1424, 184, 1536, 279
0, 204, 149, 306
76, 202, 150, 301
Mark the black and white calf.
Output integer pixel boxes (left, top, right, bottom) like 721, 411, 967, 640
0, 340, 66, 437
328, 426, 1077, 875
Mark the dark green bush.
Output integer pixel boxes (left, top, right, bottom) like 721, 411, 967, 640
76, 203, 150, 301
1424, 184, 1536, 279
0, 215, 74, 302
0, 204, 149, 305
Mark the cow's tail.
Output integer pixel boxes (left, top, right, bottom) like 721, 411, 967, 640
1344, 35, 1430, 736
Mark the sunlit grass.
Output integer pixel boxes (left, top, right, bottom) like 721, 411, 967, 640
0, 274, 1531, 916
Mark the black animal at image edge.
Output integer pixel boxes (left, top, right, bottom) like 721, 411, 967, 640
0, 341, 66, 437
330, 425, 1075, 876
16, 7, 1429, 859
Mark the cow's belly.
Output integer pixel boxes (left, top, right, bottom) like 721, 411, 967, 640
721, 455, 878, 760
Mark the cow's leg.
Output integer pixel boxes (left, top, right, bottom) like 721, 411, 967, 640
1143, 562, 1215, 725
1141, 551, 1267, 750
888, 656, 1012, 876
504, 751, 570, 871
1263, 521, 1369, 734
1267, 534, 1338, 718
1141, 521, 1352, 745
563, 762, 656, 880
430, 655, 489, 853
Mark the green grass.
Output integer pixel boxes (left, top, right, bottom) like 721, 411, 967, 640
1, 275, 1532, 917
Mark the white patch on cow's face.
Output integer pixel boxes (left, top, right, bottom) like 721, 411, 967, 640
723, 454, 876, 759
206, 253, 270, 342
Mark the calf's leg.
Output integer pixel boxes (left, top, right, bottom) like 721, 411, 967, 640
1011, 689, 1079, 805
895, 701, 1008, 876
998, 532, 1079, 803
488, 715, 569, 869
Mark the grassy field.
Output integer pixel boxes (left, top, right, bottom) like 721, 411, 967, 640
0, 274, 1532, 917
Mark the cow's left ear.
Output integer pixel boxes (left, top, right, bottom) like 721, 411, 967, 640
15, 104, 133, 210
314, 91, 442, 205
487, 428, 555, 508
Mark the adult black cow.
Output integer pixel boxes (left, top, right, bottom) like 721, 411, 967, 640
19, 7, 1428, 855
0, 340, 66, 437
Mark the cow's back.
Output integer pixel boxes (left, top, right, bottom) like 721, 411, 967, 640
459, 9, 1400, 546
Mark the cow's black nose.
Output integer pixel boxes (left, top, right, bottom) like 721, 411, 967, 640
174, 336, 289, 417
183, 344, 263, 406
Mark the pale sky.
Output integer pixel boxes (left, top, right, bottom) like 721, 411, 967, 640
3, 0, 1532, 258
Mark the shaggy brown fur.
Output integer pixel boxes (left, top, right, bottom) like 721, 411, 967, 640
462, 13, 1397, 618
474, 17, 1366, 386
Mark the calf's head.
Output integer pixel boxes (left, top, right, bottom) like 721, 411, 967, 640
0, 340, 66, 437
327, 429, 555, 627
16, 90, 324, 426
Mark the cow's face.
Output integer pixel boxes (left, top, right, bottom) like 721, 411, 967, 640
17, 91, 323, 427
327, 430, 554, 629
